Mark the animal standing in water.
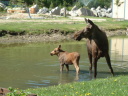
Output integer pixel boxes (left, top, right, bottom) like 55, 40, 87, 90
73, 18, 114, 78
50, 45, 80, 74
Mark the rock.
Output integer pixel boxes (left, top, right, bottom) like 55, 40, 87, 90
91, 7, 98, 16
101, 8, 107, 12
106, 12, 112, 18
69, 7, 95, 17
37, 7, 49, 14
90, 7, 95, 11
0, 2, 6, 9
69, 11, 78, 17
101, 11, 106, 17
76, 8, 95, 16
107, 8, 112, 13
30, 4, 38, 13
71, 5, 78, 11
50, 7, 60, 15
91, 11, 98, 16
97, 12, 102, 17
96, 6, 101, 11
60, 7, 69, 16
90, 6, 113, 18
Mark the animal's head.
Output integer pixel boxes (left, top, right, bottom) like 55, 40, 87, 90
50, 45, 63, 56
73, 18, 95, 41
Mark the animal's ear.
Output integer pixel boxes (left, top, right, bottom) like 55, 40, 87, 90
85, 18, 94, 25
84, 18, 88, 23
58, 45, 61, 49
88, 19, 94, 25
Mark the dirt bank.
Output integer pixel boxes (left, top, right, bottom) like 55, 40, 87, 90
0, 29, 127, 44
0, 34, 71, 44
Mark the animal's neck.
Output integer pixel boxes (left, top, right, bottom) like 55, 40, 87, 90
57, 50, 65, 57
91, 26, 104, 41
88, 25, 108, 51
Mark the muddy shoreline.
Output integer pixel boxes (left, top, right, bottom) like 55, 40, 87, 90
0, 29, 127, 44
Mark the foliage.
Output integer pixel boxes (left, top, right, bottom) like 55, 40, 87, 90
27, 75, 128, 96
49, 1, 54, 8
88, 0, 112, 8
7, 87, 30, 96
0, 7, 4, 12
76, 1, 84, 8
8, 0, 112, 9
5, 75, 128, 96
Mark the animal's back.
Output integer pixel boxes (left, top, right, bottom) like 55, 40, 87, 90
60, 52, 80, 64
70, 52, 80, 59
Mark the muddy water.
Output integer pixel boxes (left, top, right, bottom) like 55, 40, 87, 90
0, 37, 128, 89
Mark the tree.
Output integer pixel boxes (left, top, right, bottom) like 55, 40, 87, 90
63, 0, 67, 7
49, 1, 54, 8
17, 0, 25, 6
88, 0, 111, 8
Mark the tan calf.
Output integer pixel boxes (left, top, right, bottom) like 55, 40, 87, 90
50, 45, 80, 74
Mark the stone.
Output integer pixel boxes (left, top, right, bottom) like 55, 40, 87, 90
96, 6, 101, 11
37, 7, 48, 14
60, 7, 69, 16
101, 8, 107, 12
30, 4, 38, 13
101, 11, 106, 17
106, 12, 112, 18
68, 11, 78, 17
0, 2, 6, 9
71, 5, 78, 11
90, 7, 95, 11
76, 8, 95, 16
107, 8, 112, 13
90, 6, 113, 17
50, 7, 60, 15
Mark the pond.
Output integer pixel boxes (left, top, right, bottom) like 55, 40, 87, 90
0, 37, 128, 89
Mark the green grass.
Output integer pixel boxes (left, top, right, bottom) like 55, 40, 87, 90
96, 20, 128, 30
0, 22, 85, 34
25, 75, 128, 96
0, 17, 128, 35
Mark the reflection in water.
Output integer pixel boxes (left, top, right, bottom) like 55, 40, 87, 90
110, 38, 128, 69
0, 37, 128, 89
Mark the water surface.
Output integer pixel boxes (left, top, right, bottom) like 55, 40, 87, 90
0, 37, 128, 89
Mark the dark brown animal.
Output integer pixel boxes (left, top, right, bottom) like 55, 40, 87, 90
50, 45, 80, 74
73, 18, 114, 78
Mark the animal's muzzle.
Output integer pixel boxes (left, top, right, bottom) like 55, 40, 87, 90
50, 53, 53, 56
75, 37, 81, 41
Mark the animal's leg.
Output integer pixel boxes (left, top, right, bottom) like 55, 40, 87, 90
105, 53, 114, 76
88, 53, 92, 74
60, 64, 64, 72
73, 62, 80, 75
65, 64, 69, 72
93, 58, 97, 78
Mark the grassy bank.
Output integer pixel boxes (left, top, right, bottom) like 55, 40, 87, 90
6, 75, 128, 96
20, 75, 127, 96
0, 17, 128, 35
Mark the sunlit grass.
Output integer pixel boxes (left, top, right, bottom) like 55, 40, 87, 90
0, 17, 128, 35
26, 75, 128, 96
